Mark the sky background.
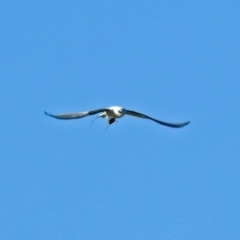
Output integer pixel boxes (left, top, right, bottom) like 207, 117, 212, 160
1, 1, 240, 239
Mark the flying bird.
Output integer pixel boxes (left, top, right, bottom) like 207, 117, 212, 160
44, 106, 190, 128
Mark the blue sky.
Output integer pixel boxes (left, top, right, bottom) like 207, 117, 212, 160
1, 1, 240, 239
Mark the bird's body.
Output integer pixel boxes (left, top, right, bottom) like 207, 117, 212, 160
98, 106, 125, 118
45, 106, 190, 128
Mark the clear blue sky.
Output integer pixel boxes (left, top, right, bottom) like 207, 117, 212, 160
1, 1, 240, 239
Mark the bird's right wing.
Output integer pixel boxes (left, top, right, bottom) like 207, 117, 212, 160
126, 109, 190, 128
44, 108, 108, 120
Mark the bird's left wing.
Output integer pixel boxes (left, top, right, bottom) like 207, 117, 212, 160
126, 109, 190, 128
44, 108, 108, 120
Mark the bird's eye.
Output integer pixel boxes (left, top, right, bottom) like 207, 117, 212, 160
118, 110, 122, 114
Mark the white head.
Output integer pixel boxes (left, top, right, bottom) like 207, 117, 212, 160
109, 106, 126, 117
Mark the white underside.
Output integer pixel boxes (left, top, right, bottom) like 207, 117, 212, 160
98, 107, 125, 119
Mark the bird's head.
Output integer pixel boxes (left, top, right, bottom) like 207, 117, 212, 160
109, 106, 126, 117
115, 107, 126, 117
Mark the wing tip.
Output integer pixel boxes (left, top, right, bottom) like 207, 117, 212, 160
44, 111, 54, 117
180, 121, 190, 127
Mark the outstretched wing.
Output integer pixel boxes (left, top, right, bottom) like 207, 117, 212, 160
126, 110, 190, 128
44, 108, 108, 120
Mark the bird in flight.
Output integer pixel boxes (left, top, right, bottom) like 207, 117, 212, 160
44, 106, 190, 128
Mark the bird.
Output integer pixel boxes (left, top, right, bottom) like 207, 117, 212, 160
44, 106, 190, 128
